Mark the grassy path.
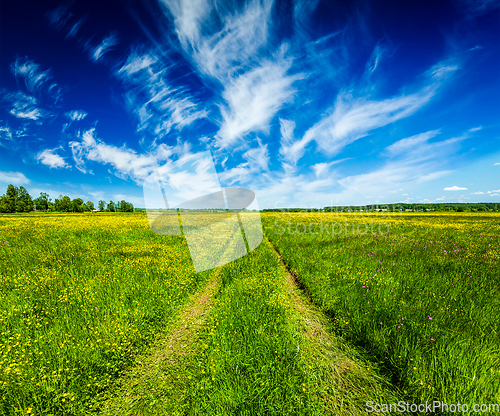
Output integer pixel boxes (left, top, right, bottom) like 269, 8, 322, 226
100, 235, 399, 415
265, 237, 400, 414
101, 273, 220, 415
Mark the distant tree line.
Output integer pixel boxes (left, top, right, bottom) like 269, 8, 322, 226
0, 184, 134, 213
263, 202, 500, 213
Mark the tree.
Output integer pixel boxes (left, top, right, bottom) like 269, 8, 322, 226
4, 184, 18, 213
55, 195, 72, 212
34, 192, 50, 211
106, 200, 115, 212
117, 200, 134, 212
71, 198, 84, 212
98, 200, 106, 211
84, 201, 95, 211
15, 186, 33, 212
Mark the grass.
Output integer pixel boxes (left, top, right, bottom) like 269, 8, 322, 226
1, 211, 498, 414
0, 213, 215, 415
101, 235, 399, 415
263, 211, 500, 405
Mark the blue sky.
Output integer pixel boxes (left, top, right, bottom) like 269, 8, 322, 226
0, 0, 499, 209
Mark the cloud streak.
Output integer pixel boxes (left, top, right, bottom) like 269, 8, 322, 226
89, 33, 119, 62
36, 148, 69, 169
69, 128, 174, 182
444, 186, 468, 191
0, 171, 30, 185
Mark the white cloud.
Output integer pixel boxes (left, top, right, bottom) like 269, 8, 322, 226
117, 49, 207, 138
312, 159, 347, 178
165, 0, 273, 81
427, 62, 459, 80
303, 87, 436, 156
10, 57, 52, 95
216, 56, 298, 148
69, 128, 173, 182
386, 130, 441, 155
0, 171, 30, 185
66, 18, 85, 38
46, 4, 71, 29
417, 170, 453, 182
36, 148, 69, 169
161, 0, 298, 148
159, 0, 212, 51
3, 91, 45, 120
89, 191, 105, 201
444, 186, 468, 191
279, 119, 310, 166
468, 126, 482, 132
494, 163, 500, 166
242, 139, 269, 171
471, 191, 484, 195
89, 33, 118, 62
0, 125, 13, 145
65, 110, 88, 121
366, 43, 389, 74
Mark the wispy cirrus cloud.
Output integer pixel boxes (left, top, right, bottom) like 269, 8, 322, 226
216, 56, 299, 148
46, 3, 72, 30
454, 0, 500, 16
312, 159, 347, 178
46, 4, 86, 38
10, 57, 53, 95
117, 48, 207, 139
279, 119, 310, 167
303, 86, 436, 157
385, 130, 441, 155
159, 0, 298, 149
65, 110, 88, 121
2, 91, 45, 120
242, 139, 269, 171
219, 138, 270, 185
0, 125, 13, 146
69, 128, 173, 181
66, 18, 86, 39
36, 148, 69, 169
88, 33, 119, 62
1, 58, 60, 122
163, 0, 273, 81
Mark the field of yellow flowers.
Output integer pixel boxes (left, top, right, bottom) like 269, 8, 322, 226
1, 211, 499, 414
264, 211, 500, 405
0, 213, 215, 415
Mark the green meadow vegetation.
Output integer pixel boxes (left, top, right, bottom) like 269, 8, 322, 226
0, 211, 499, 414
264, 212, 500, 405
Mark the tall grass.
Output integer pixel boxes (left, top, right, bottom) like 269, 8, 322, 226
264, 212, 500, 405
126, 237, 399, 415
0, 213, 214, 415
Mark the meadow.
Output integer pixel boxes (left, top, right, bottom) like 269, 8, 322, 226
0, 213, 215, 414
264, 211, 500, 405
0, 211, 498, 414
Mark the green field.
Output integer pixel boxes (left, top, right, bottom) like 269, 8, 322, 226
0, 212, 499, 415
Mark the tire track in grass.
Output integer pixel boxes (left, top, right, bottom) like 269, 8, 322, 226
265, 236, 401, 414
100, 271, 220, 416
